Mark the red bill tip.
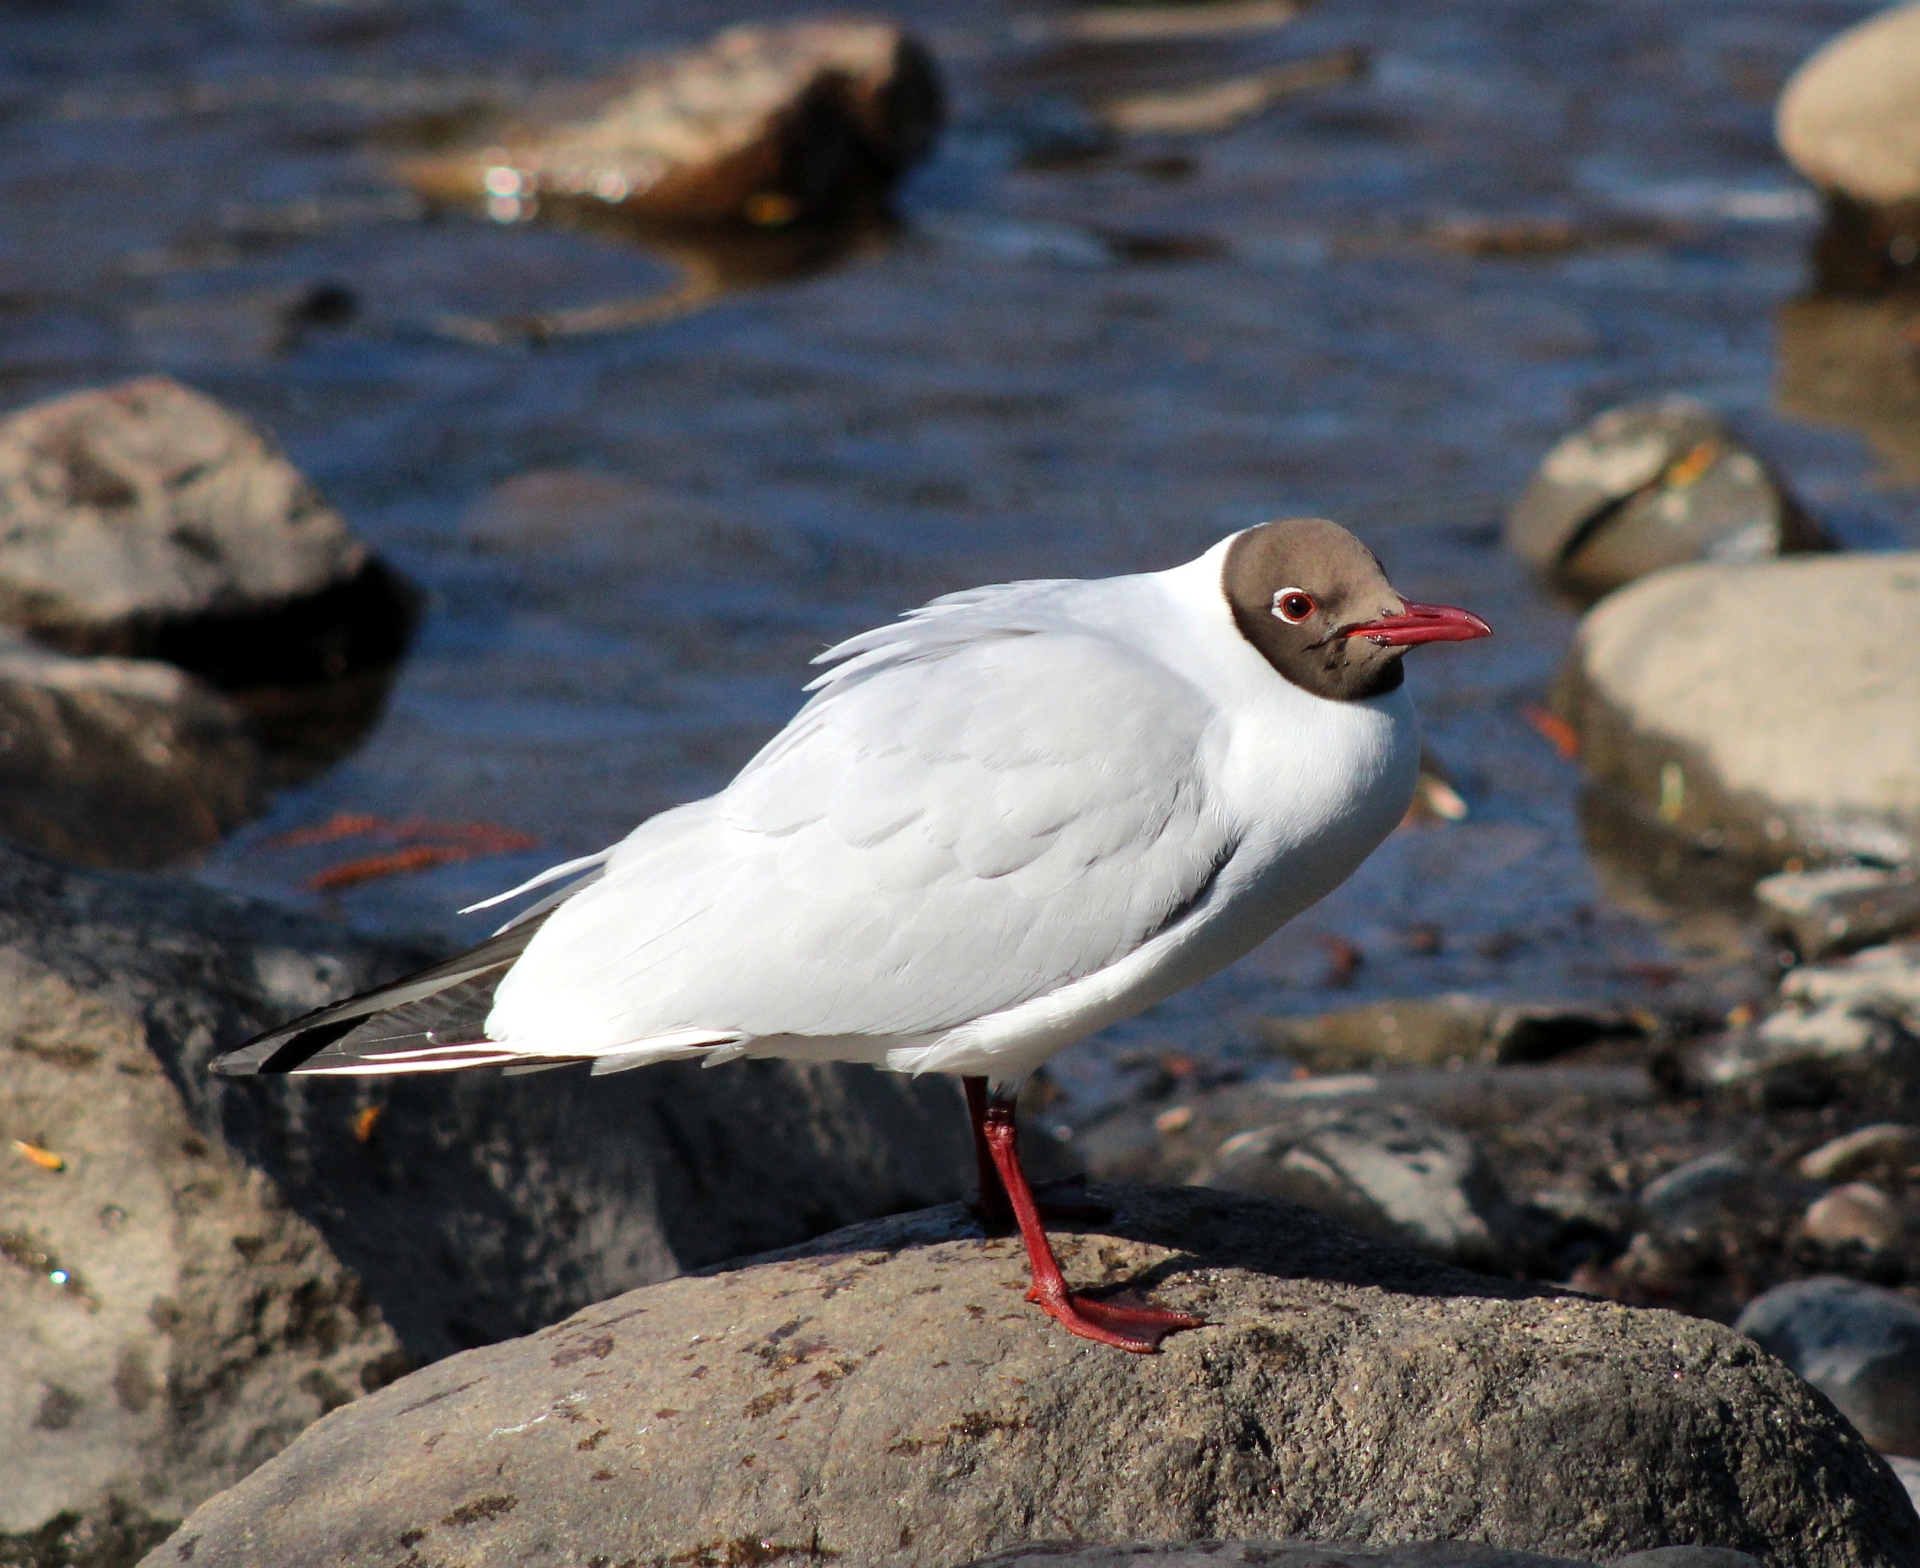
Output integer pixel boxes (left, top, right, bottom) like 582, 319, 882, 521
1344, 601, 1492, 648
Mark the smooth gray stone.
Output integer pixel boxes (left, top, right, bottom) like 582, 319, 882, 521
1737, 1275, 1920, 1456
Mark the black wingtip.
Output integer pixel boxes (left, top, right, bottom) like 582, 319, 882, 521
214, 1015, 365, 1076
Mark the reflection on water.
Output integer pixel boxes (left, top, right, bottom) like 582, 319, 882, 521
1776, 294, 1920, 483
2, 0, 1917, 1117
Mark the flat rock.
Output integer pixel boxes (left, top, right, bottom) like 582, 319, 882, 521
1736, 1275, 1920, 1458
1504, 399, 1824, 601
145, 1185, 1919, 1568
0, 378, 367, 654
1777, 1, 1920, 207
0, 634, 258, 869
399, 21, 941, 227
1559, 552, 1920, 868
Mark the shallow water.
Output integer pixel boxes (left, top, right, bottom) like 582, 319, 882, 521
4, 0, 1916, 1117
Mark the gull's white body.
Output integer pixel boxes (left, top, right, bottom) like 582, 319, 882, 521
471, 532, 1420, 1084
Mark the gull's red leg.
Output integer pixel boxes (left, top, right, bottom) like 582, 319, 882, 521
964, 1076, 1015, 1236
980, 1090, 1202, 1354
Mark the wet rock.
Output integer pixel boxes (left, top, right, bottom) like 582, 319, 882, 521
0, 635, 258, 869
1777, 2, 1920, 209
0, 860, 414, 1563
1188, 1102, 1521, 1269
1257, 995, 1649, 1075
1560, 551, 1920, 869
1736, 1275, 1920, 1457
1757, 868, 1920, 960
961, 1545, 1760, 1568
1782, 940, 1920, 1018
0, 378, 368, 657
398, 21, 942, 228
1677, 1005, 1919, 1107
1797, 1123, 1920, 1182
0, 841, 972, 1373
1801, 1183, 1903, 1252
1504, 399, 1826, 601
138, 1185, 1919, 1568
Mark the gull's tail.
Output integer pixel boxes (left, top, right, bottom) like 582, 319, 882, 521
211, 914, 589, 1077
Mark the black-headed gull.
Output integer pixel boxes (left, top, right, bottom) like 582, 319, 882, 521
217, 518, 1489, 1352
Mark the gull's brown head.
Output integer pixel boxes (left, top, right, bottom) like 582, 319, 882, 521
1223, 517, 1491, 701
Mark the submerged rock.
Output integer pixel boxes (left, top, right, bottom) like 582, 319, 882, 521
1560, 552, 1920, 869
139, 1185, 1919, 1568
1504, 400, 1826, 601
399, 21, 942, 228
1737, 1275, 1920, 1458
0, 635, 258, 869
0, 378, 368, 656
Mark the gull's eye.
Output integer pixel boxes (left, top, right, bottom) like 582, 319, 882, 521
1272, 589, 1316, 624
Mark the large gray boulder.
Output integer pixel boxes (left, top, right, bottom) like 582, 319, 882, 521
0, 634, 258, 868
1559, 552, 1920, 868
0, 378, 367, 655
143, 1186, 1919, 1568
0, 843, 973, 1562
1777, 1, 1920, 208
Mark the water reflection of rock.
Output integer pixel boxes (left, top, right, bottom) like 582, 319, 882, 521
1775, 294, 1920, 483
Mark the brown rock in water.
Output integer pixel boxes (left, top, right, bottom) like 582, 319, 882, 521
0, 635, 258, 868
0, 378, 368, 656
398, 21, 943, 228
145, 1186, 1918, 1568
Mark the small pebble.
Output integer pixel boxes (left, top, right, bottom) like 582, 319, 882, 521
1797, 1122, 1920, 1181
1802, 1182, 1903, 1250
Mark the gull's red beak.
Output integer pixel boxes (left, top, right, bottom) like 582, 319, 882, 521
1344, 602, 1492, 647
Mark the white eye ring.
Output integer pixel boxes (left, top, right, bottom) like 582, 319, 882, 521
1271, 588, 1316, 624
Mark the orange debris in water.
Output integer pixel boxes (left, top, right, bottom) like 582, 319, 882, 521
273, 814, 540, 892
1521, 703, 1581, 759
13, 1140, 66, 1171
354, 1106, 383, 1143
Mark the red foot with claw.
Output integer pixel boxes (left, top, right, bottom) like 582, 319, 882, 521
964, 1075, 1204, 1354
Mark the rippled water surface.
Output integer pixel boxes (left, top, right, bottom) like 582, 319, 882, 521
6, 0, 1917, 1114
